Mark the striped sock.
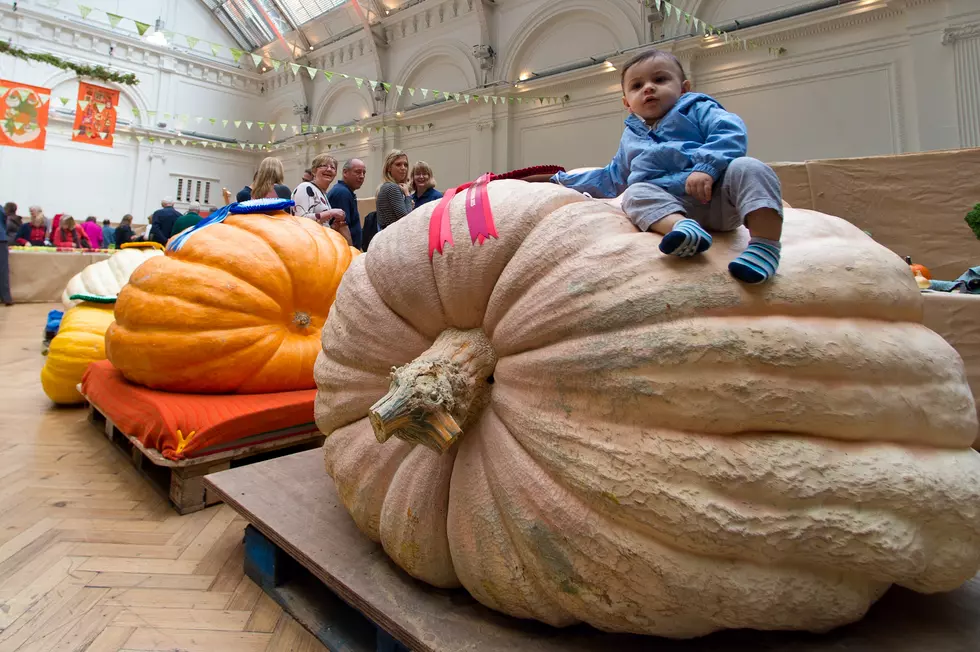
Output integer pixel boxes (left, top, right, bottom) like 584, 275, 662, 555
729, 238, 781, 284
658, 218, 712, 257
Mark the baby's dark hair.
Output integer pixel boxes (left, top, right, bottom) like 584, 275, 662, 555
620, 50, 687, 89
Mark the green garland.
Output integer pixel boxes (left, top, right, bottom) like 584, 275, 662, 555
0, 41, 139, 86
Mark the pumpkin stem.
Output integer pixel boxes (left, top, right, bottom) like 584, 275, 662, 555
369, 328, 496, 455
292, 311, 312, 329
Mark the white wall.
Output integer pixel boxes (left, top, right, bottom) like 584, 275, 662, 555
251, 0, 980, 197
0, 0, 258, 224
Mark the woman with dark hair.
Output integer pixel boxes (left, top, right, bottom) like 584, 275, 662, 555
114, 214, 135, 246
52, 215, 91, 249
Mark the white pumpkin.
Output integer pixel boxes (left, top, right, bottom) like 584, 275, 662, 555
62, 248, 163, 308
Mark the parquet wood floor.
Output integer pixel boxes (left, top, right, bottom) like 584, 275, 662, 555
0, 303, 328, 652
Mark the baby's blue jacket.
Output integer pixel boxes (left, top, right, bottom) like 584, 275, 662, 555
553, 93, 748, 198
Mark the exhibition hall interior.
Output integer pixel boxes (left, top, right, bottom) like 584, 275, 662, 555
1, 0, 979, 650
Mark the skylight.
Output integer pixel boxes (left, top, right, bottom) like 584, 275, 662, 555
276, 0, 349, 26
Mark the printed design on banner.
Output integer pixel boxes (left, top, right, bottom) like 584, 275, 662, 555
0, 80, 50, 150
73, 82, 119, 147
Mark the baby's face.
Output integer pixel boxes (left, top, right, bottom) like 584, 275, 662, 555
621, 56, 690, 124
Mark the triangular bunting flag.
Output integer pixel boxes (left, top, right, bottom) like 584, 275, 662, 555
148, 137, 156, 144
234, 120, 242, 128
209, 117, 216, 125
106, 12, 123, 27
291, 126, 298, 134
258, 122, 266, 130
483, 95, 490, 103
77, 100, 90, 110
134, 21, 151, 36
163, 30, 176, 42
186, 35, 200, 49
132, 108, 140, 116
147, 110, 156, 119
454, 93, 461, 102
306, 66, 317, 79
279, 123, 287, 131
268, 123, 276, 131
464, 95, 471, 104
408, 87, 415, 97
382, 83, 391, 92
38, 94, 50, 106
421, 88, 429, 99
355, 78, 364, 88
239, 143, 246, 149
323, 71, 333, 81
195, 116, 203, 124
492, 96, 498, 104
271, 59, 281, 71
246, 121, 253, 129
251, 53, 264, 68
60, 97, 70, 106
331, 126, 338, 133
180, 138, 188, 146
370, 80, 378, 91
211, 43, 222, 57
230, 48, 244, 63
221, 143, 228, 149
222, 119, 228, 127
95, 102, 105, 112
290, 63, 300, 76
164, 112, 172, 120
432, 90, 441, 100
78, 5, 93, 19
396, 85, 404, 95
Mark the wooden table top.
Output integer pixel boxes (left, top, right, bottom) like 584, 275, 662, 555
206, 449, 980, 652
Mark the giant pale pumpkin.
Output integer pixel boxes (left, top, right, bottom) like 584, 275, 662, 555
315, 180, 980, 638
42, 300, 116, 404
61, 246, 163, 308
107, 209, 353, 393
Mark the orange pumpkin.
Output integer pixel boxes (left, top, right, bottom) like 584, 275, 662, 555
911, 263, 931, 279
106, 210, 352, 393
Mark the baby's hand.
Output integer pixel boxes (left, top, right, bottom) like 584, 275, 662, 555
686, 172, 714, 204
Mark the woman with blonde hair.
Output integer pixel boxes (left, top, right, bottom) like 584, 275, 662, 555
251, 157, 292, 200
375, 150, 414, 229
291, 153, 350, 244
410, 160, 443, 208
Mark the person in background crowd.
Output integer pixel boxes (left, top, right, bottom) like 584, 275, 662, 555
15, 211, 48, 246
292, 153, 350, 244
376, 150, 414, 229
410, 161, 443, 208
53, 215, 91, 249
4, 203, 22, 241
172, 202, 203, 237
327, 158, 366, 250
82, 216, 103, 249
115, 214, 135, 246
49, 213, 63, 239
101, 219, 115, 247
28, 206, 48, 237
0, 202, 11, 306
149, 198, 181, 245
252, 157, 289, 200
302, 168, 313, 183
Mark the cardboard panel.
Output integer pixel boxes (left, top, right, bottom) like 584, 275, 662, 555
804, 148, 980, 281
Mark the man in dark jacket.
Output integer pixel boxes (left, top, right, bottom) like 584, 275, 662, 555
148, 198, 181, 245
327, 159, 366, 249
0, 204, 11, 305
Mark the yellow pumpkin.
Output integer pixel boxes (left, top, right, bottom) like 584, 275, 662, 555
41, 302, 116, 405
106, 210, 353, 394
315, 180, 980, 638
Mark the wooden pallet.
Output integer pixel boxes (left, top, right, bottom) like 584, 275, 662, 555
205, 449, 980, 652
86, 397, 325, 514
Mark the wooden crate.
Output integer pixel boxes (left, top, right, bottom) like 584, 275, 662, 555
86, 398, 324, 515
206, 450, 980, 652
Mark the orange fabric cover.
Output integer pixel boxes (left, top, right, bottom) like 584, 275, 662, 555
81, 360, 316, 460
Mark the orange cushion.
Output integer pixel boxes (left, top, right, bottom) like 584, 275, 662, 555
81, 360, 317, 461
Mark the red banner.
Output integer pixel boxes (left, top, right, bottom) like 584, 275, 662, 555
0, 80, 50, 150
73, 82, 119, 148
